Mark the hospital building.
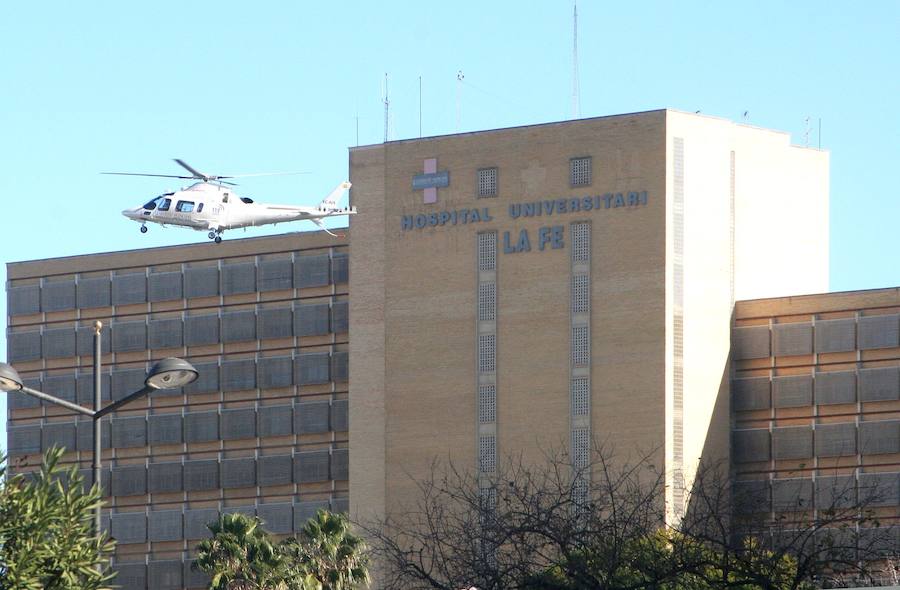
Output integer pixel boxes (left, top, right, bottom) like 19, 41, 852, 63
5, 109, 900, 589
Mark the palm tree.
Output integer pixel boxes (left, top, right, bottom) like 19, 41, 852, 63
195, 512, 289, 590
282, 509, 370, 590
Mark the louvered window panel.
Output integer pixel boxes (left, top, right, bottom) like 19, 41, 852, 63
815, 423, 857, 458
148, 318, 183, 349
8, 331, 41, 362
112, 273, 146, 305
331, 351, 349, 382
76, 277, 111, 308
111, 368, 146, 401
41, 280, 75, 312
222, 311, 257, 343
296, 352, 331, 385
294, 451, 330, 483
258, 307, 293, 339
570, 156, 592, 187
572, 274, 589, 313
185, 362, 219, 394
332, 253, 349, 284
732, 326, 771, 359
479, 435, 496, 472
572, 427, 590, 469
477, 167, 497, 198
478, 384, 496, 423
294, 303, 330, 336
111, 321, 146, 353
571, 223, 590, 263
571, 378, 590, 416
332, 301, 349, 333
185, 314, 220, 346
732, 377, 770, 411
220, 408, 256, 440
76, 325, 111, 356
222, 263, 256, 294
478, 334, 496, 373
8, 284, 40, 315
773, 426, 813, 460
148, 271, 183, 302
331, 449, 349, 480
572, 325, 590, 366
477, 232, 497, 271
42, 328, 76, 359
258, 356, 294, 389
733, 429, 770, 463
221, 359, 257, 392
295, 255, 330, 288
111, 512, 147, 544
184, 266, 219, 298
478, 283, 496, 322
258, 258, 293, 291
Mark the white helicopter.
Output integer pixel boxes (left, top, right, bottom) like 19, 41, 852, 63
107, 159, 355, 243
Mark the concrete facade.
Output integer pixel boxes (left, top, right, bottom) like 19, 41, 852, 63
4, 110, 849, 589
348, 109, 830, 529
733, 288, 900, 537
6, 233, 350, 590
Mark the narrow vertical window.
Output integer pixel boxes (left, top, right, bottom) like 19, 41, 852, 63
477, 167, 498, 198
570, 156, 592, 187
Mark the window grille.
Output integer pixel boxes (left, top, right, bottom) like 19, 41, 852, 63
478, 334, 496, 373
570, 157, 592, 187
572, 326, 589, 366
479, 384, 496, 423
477, 167, 497, 198
571, 274, 589, 314
572, 427, 590, 469
477, 232, 497, 271
572, 475, 590, 511
571, 378, 590, 416
478, 282, 496, 322
571, 223, 590, 262
479, 435, 496, 472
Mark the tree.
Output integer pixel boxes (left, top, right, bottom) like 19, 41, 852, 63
282, 509, 370, 590
195, 510, 368, 590
195, 512, 294, 590
0, 446, 116, 590
362, 442, 891, 590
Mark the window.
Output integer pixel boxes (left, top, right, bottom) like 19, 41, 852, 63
176, 200, 195, 213
477, 167, 498, 198
197, 203, 204, 212
570, 156, 592, 187
477, 232, 497, 271
142, 198, 159, 210
158, 198, 172, 211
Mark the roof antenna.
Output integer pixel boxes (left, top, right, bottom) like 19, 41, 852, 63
571, 1, 580, 119
382, 73, 390, 143
742, 110, 750, 122
456, 70, 464, 132
802, 116, 811, 147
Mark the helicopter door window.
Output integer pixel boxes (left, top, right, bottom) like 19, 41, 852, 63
158, 198, 172, 212
175, 200, 195, 213
197, 203, 204, 213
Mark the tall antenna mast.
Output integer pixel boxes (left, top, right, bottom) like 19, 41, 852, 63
803, 115, 811, 148
383, 73, 390, 143
456, 70, 464, 132
571, 1, 580, 119
419, 75, 423, 138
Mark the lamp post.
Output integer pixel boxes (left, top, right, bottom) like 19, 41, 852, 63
0, 320, 198, 535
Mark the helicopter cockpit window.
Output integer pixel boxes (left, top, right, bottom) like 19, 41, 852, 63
175, 200, 195, 213
158, 198, 172, 212
240, 197, 254, 204
142, 197, 161, 211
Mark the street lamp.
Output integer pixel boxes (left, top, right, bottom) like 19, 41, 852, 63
0, 320, 198, 535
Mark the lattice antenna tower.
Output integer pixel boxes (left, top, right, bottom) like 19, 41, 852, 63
572, 1, 580, 119
383, 73, 390, 143
456, 70, 464, 132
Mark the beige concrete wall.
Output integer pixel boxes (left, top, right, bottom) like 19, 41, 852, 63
732, 124, 829, 299
347, 145, 387, 526
349, 112, 670, 538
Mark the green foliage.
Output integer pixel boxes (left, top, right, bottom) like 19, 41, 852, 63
526, 530, 811, 590
195, 509, 368, 590
282, 509, 370, 590
0, 446, 116, 590
195, 512, 290, 590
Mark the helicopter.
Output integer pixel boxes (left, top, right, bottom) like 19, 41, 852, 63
107, 159, 355, 243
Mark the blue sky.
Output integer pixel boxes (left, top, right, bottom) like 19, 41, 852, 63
1, 1, 898, 447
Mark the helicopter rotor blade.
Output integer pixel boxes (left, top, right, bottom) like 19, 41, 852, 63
173, 159, 208, 180
102, 172, 195, 179
222, 171, 309, 179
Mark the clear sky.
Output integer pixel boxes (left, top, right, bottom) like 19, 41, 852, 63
1, 1, 898, 448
